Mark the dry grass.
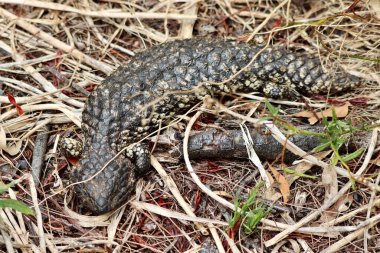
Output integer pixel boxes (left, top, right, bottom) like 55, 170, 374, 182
0, 0, 379, 252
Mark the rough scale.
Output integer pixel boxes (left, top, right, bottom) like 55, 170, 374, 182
71, 38, 359, 214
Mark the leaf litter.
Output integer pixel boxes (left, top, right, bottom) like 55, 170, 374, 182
0, 1, 379, 252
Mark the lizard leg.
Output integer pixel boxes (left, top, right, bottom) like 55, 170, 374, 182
60, 137, 83, 157
125, 143, 151, 177
262, 82, 300, 99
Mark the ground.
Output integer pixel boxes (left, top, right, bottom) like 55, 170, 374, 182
0, 1, 379, 252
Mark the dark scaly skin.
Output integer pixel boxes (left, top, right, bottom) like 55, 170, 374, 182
71, 38, 360, 214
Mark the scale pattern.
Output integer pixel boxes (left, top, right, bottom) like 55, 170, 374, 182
71, 38, 359, 214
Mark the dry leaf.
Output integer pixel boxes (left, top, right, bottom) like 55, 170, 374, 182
263, 171, 280, 201
370, 0, 380, 19
370, 158, 380, 167
64, 204, 111, 227
292, 110, 314, 118
318, 163, 351, 223
293, 102, 351, 125
213, 191, 233, 199
141, 220, 157, 232
0, 127, 22, 156
264, 151, 331, 203
285, 150, 332, 182
269, 164, 290, 203
322, 164, 338, 203
318, 195, 353, 223
294, 191, 308, 212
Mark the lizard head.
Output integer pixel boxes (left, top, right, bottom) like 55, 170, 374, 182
71, 149, 137, 214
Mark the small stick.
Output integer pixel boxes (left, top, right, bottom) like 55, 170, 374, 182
29, 174, 46, 253
320, 214, 380, 253
0, 230, 15, 253
0, 0, 197, 20
31, 125, 50, 183
0, 54, 57, 69
179, 1, 198, 38
246, 0, 290, 41
0, 40, 84, 109
183, 110, 235, 211
131, 201, 228, 226
281, 213, 315, 253
150, 155, 208, 235
321, 199, 380, 227
7, 190, 27, 243
84, 17, 134, 57
0, 7, 114, 75
240, 124, 271, 188
364, 163, 380, 251
264, 128, 378, 247
0, 104, 81, 127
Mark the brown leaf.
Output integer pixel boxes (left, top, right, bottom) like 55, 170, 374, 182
269, 164, 290, 203
319, 194, 353, 223
293, 102, 351, 125
292, 110, 314, 118
285, 150, 332, 183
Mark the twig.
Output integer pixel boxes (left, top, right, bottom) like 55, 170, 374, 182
183, 110, 235, 210
236, 93, 329, 108
240, 124, 271, 188
281, 213, 315, 253
0, 230, 15, 253
31, 126, 50, 183
0, 104, 81, 127
0, 0, 197, 20
182, 110, 235, 252
179, 0, 198, 38
107, 206, 126, 248
3, 206, 28, 246
0, 7, 114, 74
320, 214, 380, 253
0, 54, 57, 68
219, 229, 240, 253
7, 189, 27, 244
264, 127, 379, 247
364, 155, 380, 252
131, 201, 228, 226
0, 38, 84, 108
150, 155, 208, 235
29, 174, 46, 253
30, 223, 58, 253
0, 75, 45, 96
246, 0, 290, 41
81, 2, 135, 57
321, 199, 380, 227
0, 95, 43, 104
0, 209, 24, 247
209, 224, 225, 253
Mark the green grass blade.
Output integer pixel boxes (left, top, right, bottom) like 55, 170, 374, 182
341, 148, 364, 162
0, 181, 17, 194
0, 199, 34, 215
